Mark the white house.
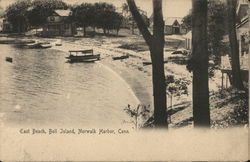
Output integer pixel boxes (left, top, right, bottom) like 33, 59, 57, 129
184, 31, 192, 50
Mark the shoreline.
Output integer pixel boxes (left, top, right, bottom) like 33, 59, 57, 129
0, 35, 246, 128
49, 39, 153, 106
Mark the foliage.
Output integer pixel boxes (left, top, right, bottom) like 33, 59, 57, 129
211, 88, 248, 128
0, 1, 4, 18
165, 75, 190, 97
71, 2, 123, 35
182, 10, 192, 31
165, 75, 190, 123
5, 0, 31, 32
122, 3, 129, 15
124, 104, 151, 129
71, 3, 95, 28
207, 0, 228, 69
27, 0, 68, 27
5, 1, 122, 35
184, 0, 229, 77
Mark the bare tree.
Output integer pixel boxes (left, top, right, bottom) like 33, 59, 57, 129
127, 0, 167, 128
226, 0, 245, 90
192, 0, 210, 127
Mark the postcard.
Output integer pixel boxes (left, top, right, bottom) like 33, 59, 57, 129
0, 0, 248, 161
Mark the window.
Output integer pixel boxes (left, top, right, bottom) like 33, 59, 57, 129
49, 16, 55, 22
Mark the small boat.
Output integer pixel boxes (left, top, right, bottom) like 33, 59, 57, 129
112, 55, 129, 60
55, 39, 62, 46
24, 40, 52, 49
5, 57, 13, 63
66, 49, 100, 63
143, 62, 152, 66
40, 43, 52, 49
143, 60, 168, 66
25, 41, 42, 48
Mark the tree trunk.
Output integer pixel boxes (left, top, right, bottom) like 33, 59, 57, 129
132, 21, 135, 34
226, 0, 245, 90
169, 94, 173, 123
192, 0, 210, 127
83, 25, 86, 37
150, 41, 167, 127
18, 20, 21, 33
116, 29, 119, 36
127, 0, 167, 128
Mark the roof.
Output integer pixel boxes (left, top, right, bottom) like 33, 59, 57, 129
164, 17, 182, 26
54, 10, 72, 17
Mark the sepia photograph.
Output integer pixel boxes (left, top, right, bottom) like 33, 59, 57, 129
0, 0, 248, 161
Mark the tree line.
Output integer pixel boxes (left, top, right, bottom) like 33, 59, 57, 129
4, 0, 123, 35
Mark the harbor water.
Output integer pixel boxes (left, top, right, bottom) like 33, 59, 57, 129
0, 44, 139, 128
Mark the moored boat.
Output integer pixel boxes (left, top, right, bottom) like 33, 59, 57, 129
25, 41, 42, 48
24, 41, 52, 49
5, 57, 13, 63
40, 43, 52, 49
55, 39, 62, 46
66, 49, 100, 63
112, 55, 129, 60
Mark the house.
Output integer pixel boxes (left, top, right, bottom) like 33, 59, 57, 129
221, 0, 249, 70
164, 17, 187, 35
236, 0, 249, 70
220, 0, 249, 88
2, 19, 13, 33
42, 10, 76, 37
184, 31, 192, 50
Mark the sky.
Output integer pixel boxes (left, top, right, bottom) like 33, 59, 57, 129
0, 0, 192, 19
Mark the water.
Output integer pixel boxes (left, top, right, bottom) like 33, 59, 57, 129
0, 44, 139, 127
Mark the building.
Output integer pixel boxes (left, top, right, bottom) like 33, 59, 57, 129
220, 0, 249, 88
236, 0, 249, 70
2, 19, 13, 33
184, 31, 192, 50
42, 10, 76, 37
164, 17, 187, 35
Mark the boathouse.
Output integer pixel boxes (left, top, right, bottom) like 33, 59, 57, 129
164, 18, 187, 35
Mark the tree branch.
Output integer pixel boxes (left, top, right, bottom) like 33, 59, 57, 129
127, 0, 153, 46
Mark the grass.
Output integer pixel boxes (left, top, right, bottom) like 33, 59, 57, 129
210, 88, 248, 128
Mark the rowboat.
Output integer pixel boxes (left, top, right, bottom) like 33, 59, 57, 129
143, 60, 168, 66
40, 43, 52, 49
25, 42, 42, 48
112, 55, 129, 60
66, 49, 100, 63
5, 57, 13, 63
55, 39, 62, 46
24, 40, 52, 49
